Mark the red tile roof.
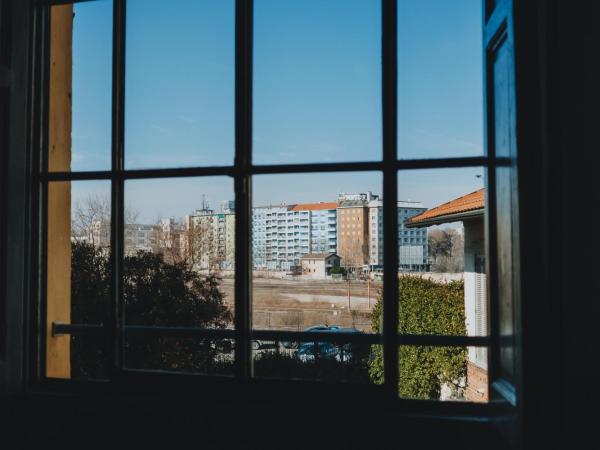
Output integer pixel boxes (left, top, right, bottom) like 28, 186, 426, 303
290, 202, 337, 211
407, 188, 485, 226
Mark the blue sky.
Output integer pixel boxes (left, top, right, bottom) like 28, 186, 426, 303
69, 0, 483, 223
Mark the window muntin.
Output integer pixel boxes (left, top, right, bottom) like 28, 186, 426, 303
36, 0, 512, 409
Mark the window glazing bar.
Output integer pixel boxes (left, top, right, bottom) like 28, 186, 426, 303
109, 0, 126, 379
51, 323, 492, 348
38, 156, 506, 182
234, 0, 253, 380
382, 0, 399, 399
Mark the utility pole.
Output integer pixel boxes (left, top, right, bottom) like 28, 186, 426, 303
347, 273, 351, 310
367, 274, 371, 309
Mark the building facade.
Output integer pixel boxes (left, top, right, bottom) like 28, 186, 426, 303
368, 200, 428, 271
265, 205, 301, 271
294, 202, 337, 255
336, 192, 378, 270
185, 204, 235, 271
124, 223, 158, 255
252, 207, 268, 269
251, 202, 338, 271
300, 253, 341, 278
406, 189, 488, 402
397, 201, 428, 271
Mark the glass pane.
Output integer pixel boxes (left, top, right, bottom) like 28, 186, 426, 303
123, 177, 235, 374
49, 1, 112, 172
397, 168, 487, 340
46, 180, 111, 380
125, 0, 235, 169
124, 336, 234, 376
253, 342, 381, 384
252, 172, 382, 382
253, 0, 382, 164
397, 0, 483, 159
397, 346, 488, 402
496, 167, 516, 378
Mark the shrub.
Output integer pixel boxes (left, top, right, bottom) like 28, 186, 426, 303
71, 242, 233, 378
369, 276, 467, 399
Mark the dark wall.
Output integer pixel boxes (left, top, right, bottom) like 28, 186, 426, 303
555, 0, 600, 448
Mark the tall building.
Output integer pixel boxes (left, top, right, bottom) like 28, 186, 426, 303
265, 205, 309, 271
185, 204, 235, 271
252, 206, 268, 269
221, 200, 235, 214
368, 199, 428, 271
398, 201, 428, 271
251, 202, 337, 271
337, 192, 378, 269
368, 199, 384, 268
293, 202, 337, 254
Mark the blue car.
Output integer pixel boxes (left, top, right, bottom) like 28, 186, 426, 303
296, 326, 360, 362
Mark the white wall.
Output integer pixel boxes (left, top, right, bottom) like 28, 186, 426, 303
463, 218, 487, 369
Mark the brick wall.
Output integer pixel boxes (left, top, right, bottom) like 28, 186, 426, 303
466, 361, 488, 403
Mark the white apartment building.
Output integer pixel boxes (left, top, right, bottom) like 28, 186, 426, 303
252, 207, 268, 269
251, 202, 338, 271
265, 205, 310, 271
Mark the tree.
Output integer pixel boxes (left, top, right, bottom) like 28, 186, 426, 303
72, 194, 139, 248
428, 228, 464, 273
70, 241, 233, 378
182, 214, 226, 275
369, 276, 467, 400
151, 218, 185, 265
341, 238, 368, 277
72, 194, 110, 247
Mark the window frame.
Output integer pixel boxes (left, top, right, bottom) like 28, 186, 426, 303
22, 0, 516, 418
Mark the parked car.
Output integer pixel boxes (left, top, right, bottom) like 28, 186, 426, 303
281, 324, 333, 349
295, 326, 361, 362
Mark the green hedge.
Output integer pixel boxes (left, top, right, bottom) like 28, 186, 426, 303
369, 276, 467, 400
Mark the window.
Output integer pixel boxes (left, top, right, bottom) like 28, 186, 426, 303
21, 0, 521, 417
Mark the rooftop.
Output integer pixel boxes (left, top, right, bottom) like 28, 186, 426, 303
290, 202, 337, 211
300, 253, 339, 260
405, 188, 485, 227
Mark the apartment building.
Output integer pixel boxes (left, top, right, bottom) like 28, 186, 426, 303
251, 202, 338, 271
398, 201, 428, 271
368, 199, 428, 271
252, 206, 268, 269
265, 205, 310, 271
337, 192, 378, 269
293, 202, 337, 255
185, 204, 235, 271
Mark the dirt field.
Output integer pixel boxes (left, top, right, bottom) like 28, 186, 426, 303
219, 278, 382, 332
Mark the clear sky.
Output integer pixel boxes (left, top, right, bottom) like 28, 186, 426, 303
69, 0, 483, 223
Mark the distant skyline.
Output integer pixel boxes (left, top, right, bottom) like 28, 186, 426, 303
69, 0, 483, 222
71, 167, 483, 224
